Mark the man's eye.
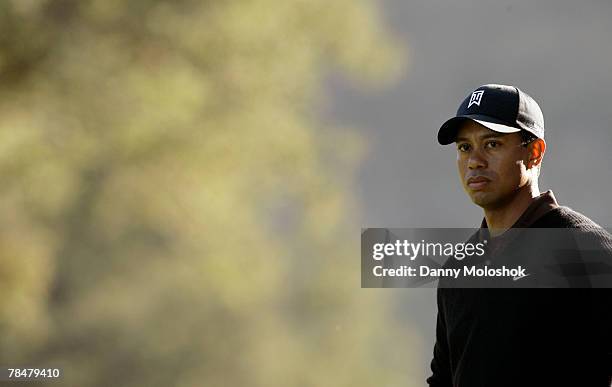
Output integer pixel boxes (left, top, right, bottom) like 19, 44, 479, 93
485, 140, 500, 148
457, 143, 470, 152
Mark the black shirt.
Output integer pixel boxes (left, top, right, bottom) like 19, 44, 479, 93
427, 191, 612, 386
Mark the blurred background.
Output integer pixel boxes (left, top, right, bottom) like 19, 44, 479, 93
0, 0, 611, 386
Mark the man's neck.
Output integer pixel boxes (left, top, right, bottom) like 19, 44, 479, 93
483, 184, 541, 237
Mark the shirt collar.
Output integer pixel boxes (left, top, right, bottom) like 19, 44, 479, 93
478, 190, 559, 240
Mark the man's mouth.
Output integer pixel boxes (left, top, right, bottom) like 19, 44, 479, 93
467, 176, 491, 190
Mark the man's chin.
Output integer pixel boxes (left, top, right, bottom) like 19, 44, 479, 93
468, 191, 495, 208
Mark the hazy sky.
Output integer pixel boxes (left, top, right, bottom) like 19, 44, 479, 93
327, 0, 612, 228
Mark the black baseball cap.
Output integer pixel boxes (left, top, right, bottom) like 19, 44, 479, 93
437, 84, 544, 145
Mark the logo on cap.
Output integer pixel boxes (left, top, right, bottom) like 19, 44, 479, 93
468, 90, 484, 108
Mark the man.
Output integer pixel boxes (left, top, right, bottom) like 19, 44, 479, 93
427, 84, 612, 386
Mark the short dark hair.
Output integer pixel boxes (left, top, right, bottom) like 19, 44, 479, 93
520, 130, 538, 147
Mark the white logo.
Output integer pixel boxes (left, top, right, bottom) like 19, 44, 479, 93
512, 273, 531, 281
468, 90, 484, 108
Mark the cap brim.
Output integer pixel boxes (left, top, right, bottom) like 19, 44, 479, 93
437, 115, 521, 145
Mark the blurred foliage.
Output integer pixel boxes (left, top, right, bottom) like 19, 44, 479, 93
0, 0, 416, 386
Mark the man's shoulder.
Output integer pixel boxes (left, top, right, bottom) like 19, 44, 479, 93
533, 206, 605, 230
533, 207, 612, 287
533, 205, 612, 256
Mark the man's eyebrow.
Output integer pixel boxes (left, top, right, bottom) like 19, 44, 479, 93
455, 133, 507, 142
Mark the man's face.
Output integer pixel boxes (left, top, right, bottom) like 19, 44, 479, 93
455, 121, 531, 209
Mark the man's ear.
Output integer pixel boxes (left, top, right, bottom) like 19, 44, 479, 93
528, 138, 546, 168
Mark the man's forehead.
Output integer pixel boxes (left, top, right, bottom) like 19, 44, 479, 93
455, 121, 512, 142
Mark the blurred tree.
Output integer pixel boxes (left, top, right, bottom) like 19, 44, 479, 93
0, 0, 416, 386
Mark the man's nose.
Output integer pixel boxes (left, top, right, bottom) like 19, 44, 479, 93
467, 150, 487, 169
